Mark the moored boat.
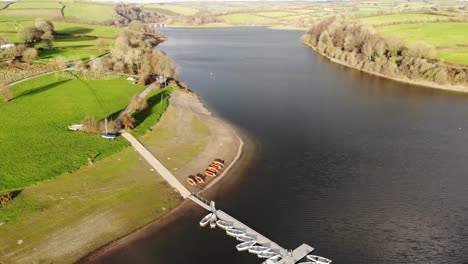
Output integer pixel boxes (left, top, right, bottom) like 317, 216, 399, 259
216, 219, 233, 230
204, 170, 217, 177
237, 234, 255, 242
248, 245, 270, 254
307, 255, 332, 264
195, 175, 204, 184
68, 124, 83, 131
207, 166, 219, 173
209, 213, 217, 229
236, 240, 256, 251
210, 163, 223, 169
258, 251, 280, 259
226, 228, 245, 237
262, 259, 277, 264
213, 160, 224, 167
199, 213, 212, 227
186, 177, 196, 186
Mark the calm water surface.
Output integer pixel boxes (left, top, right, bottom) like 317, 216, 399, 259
98, 28, 468, 264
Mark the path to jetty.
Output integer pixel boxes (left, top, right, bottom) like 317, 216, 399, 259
120, 131, 191, 198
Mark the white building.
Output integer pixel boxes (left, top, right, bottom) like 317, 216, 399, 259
0, 43, 15, 49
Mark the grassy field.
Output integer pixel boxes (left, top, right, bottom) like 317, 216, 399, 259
222, 13, 274, 23
131, 86, 174, 137
0, 8, 61, 19
63, 2, 115, 21
436, 50, 468, 65
8, 1, 62, 9
377, 23, 468, 47
255, 11, 296, 18
360, 13, 451, 26
54, 22, 120, 37
0, 146, 181, 263
0, 73, 145, 193
143, 4, 200, 16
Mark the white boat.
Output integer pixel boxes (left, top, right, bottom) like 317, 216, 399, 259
237, 235, 255, 242
199, 213, 212, 227
216, 219, 233, 230
307, 255, 332, 264
68, 124, 83, 131
258, 251, 280, 259
262, 259, 277, 264
226, 228, 245, 237
248, 245, 270, 254
298, 262, 316, 264
236, 240, 256, 251
209, 213, 217, 229
267, 255, 282, 262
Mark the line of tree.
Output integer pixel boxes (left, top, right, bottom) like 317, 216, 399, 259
113, 4, 165, 26
301, 16, 467, 86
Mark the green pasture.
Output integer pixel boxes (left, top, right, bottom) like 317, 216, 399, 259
143, 4, 200, 15
378, 23, 468, 47
255, 11, 296, 18
436, 49, 468, 65
35, 48, 103, 62
221, 13, 274, 23
360, 13, 451, 25
0, 8, 61, 18
63, 2, 114, 21
0, 73, 145, 193
8, 2, 62, 9
54, 22, 120, 37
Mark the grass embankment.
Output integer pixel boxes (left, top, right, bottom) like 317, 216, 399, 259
378, 22, 468, 65
0, 147, 181, 263
0, 73, 144, 193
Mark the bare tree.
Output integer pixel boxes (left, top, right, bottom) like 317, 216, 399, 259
22, 48, 38, 64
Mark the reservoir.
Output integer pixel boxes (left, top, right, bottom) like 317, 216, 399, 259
96, 27, 468, 264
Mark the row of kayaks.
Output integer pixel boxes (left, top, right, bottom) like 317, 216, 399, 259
186, 174, 205, 186
187, 160, 225, 186
204, 160, 224, 178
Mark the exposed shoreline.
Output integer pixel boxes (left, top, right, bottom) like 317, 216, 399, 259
303, 42, 468, 93
77, 90, 256, 263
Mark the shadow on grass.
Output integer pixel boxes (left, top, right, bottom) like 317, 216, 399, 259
132, 89, 171, 125
56, 27, 93, 35
12, 79, 72, 101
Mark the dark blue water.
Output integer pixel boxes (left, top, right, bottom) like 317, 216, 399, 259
95, 27, 468, 264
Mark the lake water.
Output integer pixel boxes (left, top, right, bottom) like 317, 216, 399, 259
95, 27, 468, 264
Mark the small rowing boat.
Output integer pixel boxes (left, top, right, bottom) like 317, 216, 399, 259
226, 228, 245, 237
307, 255, 332, 264
204, 170, 217, 177
195, 175, 204, 184
236, 240, 256, 251
209, 213, 217, 229
199, 213, 212, 227
258, 251, 280, 259
248, 245, 270, 254
68, 124, 83, 131
207, 166, 218, 173
186, 177, 196, 186
210, 163, 223, 169
216, 219, 233, 230
237, 235, 255, 242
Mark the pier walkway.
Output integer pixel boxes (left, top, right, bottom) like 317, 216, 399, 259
120, 131, 191, 198
189, 194, 317, 264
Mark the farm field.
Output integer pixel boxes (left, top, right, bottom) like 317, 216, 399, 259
377, 23, 468, 47
62, 2, 115, 21
0, 146, 181, 263
143, 4, 200, 16
436, 50, 468, 65
222, 13, 274, 23
360, 13, 451, 26
0, 73, 145, 193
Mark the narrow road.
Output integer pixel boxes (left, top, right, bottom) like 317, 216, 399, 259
120, 131, 191, 198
